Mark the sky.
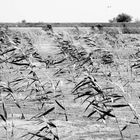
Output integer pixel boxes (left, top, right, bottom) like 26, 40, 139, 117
0, 0, 140, 22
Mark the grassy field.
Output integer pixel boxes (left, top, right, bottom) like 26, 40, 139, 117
1, 26, 140, 140
2, 22, 140, 27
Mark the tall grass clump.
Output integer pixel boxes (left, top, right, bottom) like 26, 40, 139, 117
0, 26, 60, 139
1, 25, 140, 139
46, 28, 140, 139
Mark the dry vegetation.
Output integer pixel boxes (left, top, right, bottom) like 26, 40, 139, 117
1, 25, 140, 140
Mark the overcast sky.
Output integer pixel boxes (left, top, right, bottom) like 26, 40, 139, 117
0, 0, 140, 22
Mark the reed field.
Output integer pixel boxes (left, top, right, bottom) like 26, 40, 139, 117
1, 25, 140, 140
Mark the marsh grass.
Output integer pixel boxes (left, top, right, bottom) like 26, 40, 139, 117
49, 27, 140, 139
1, 25, 140, 139
0, 27, 60, 140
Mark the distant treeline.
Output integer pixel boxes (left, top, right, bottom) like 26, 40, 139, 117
1, 22, 140, 27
